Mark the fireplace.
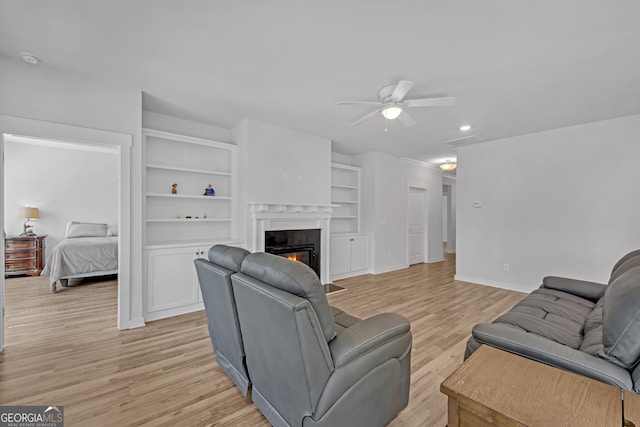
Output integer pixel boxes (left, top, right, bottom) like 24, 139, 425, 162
265, 229, 321, 277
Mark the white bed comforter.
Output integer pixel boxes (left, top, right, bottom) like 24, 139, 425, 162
41, 237, 118, 286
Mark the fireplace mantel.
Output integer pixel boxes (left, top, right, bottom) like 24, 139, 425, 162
248, 202, 335, 283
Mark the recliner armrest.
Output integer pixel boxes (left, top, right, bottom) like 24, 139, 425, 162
329, 313, 410, 368
542, 276, 606, 302
472, 323, 633, 390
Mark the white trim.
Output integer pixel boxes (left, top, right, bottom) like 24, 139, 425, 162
142, 128, 235, 149
454, 274, 533, 293
400, 157, 441, 171
372, 264, 410, 275
0, 115, 139, 331
428, 257, 445, 263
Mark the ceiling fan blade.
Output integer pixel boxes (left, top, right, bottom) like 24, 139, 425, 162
391, 80, 415, 101
351, 108, 381, 126
404, 97, 457, 108
397, 111, 416, 128
337, 100, 381, 105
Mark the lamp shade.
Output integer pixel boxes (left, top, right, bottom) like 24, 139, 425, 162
381, 105, 403, 120
18, 207, 39, 220
439, 162, 457, 171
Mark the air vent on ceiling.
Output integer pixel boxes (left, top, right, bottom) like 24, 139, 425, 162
441, 134, 482, 149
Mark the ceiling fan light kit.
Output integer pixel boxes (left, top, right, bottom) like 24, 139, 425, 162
338, 79, 456, 128
381, 105, 403, 120
439, 161, 457, 171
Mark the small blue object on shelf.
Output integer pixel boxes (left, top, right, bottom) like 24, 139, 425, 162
203, 184, 215, 196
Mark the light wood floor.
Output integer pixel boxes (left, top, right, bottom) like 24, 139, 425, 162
0, 253, 525, 426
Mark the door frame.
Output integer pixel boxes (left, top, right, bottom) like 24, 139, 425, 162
0, 115, 134, 350
406, 182, 429, 265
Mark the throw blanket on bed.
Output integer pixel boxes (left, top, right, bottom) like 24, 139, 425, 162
41, 237, 118, 286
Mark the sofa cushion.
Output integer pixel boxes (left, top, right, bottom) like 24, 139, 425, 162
579, 298, 604, 355
208, 245, 250, 272
240, 252, 336, 342
492, 288, 595, 349
601, 266, 640, 369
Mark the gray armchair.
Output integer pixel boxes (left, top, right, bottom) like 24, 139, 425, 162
194, 245, 251, 396
231, 252, 412, 427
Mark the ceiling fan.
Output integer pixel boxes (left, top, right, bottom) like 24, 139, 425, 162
337, 80, 456, 128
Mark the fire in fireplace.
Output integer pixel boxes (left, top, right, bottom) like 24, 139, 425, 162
265, 229, 321, 277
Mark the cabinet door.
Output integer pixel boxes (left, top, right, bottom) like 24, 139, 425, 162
349, 235, 369, 272
330, 236, 351, 276
147, 247, 200, 312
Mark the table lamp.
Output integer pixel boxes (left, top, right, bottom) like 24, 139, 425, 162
18, 206, 39, 236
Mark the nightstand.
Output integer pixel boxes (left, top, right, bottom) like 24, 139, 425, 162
5, 235, 47, 277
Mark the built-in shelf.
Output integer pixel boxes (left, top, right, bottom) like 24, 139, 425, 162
146, 163, 232, 176
331, 163, 361, 234
331, 200, 358, 204
143, 128, 237, 246
146, 193, 232, 200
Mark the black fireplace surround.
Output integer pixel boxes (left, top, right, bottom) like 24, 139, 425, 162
265, 229, 321, 277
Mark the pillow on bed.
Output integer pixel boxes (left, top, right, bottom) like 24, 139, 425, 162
65, 222, 109, 238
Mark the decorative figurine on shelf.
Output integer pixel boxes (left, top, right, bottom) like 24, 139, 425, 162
203, 184, 215, 196
171, 183, 178, 194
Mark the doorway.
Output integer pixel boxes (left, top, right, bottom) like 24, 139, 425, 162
0, 115, 134, 351
407, 186, 428, 265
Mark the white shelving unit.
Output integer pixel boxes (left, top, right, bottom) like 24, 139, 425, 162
330, 163, 361, 234
330, 163, 369, 280
143, 129, 237, 247
142, 129, 241, 321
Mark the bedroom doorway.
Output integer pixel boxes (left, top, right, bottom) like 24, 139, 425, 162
0, 116, 134, 351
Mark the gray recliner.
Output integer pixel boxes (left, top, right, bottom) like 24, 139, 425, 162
466, 249, 640, 392
231, 252, 412, 427
194, 245, 251, 396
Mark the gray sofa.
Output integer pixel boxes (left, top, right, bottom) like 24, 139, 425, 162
466, 249, 640, 392
195, 246, 412, 426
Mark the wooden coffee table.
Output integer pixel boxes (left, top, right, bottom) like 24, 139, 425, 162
441, 345, 622, 426
624, 390, 640, 427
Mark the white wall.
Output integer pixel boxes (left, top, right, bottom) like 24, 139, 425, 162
236, 119, 331, 204
233, 119, 332, 245
354, 152, 444, 274
0, 55, 143, 327
456, 114, 640, 292
4, 139, 118, 250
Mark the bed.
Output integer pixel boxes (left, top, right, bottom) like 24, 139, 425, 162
41, 222, 118, 293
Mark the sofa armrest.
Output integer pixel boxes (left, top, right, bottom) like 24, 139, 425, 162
329, 313, 410, 368
472, 323, 633, 390
542, 276, 606, 302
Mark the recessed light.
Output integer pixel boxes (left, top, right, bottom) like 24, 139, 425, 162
459, 125, 471, 132
21, 52, 42, 65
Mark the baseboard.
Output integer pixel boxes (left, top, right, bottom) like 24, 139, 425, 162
428, 257, 445, 263
126, 317, 146, 329
373, 264, 409, 275
454, 274, 535, 293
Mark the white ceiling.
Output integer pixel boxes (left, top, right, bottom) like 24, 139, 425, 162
1, 1, 640, 166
